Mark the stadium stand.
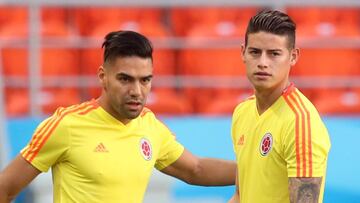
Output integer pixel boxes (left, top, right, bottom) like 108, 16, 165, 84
0, 5, 359, 116
288, 7, 360, 114
1, 6, 80, 116
176, 7, 258, 114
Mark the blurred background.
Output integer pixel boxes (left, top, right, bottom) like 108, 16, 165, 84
0, 0, 359, 202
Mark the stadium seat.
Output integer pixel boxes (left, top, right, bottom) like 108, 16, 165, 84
176, 7, 258, 114
287, 7, 360, 37
291, 48, 360, 114
76, 7, 192, 114
0, 6, 28, 38
313, 88, 360, 114
178, 47, 250, 114
287, 7, 360, 114
170, 7, 259, 37
1, 7, 81, 116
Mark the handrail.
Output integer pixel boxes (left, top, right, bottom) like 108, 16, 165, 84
1, 0, 360, 7
1, 36, 360, 49
3, 75, 360, 88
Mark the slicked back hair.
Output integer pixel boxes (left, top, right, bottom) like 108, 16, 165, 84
245, 10, 296, 49
102, 30, 153, 65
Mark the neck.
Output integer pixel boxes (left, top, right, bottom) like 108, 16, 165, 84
255, 81, 290, 115
97, 95, 130, 125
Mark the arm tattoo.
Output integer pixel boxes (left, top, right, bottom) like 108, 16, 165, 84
289, 177, 322, 203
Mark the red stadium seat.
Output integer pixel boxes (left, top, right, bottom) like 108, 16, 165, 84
313, 88, 360, 114
287, 7, 360, 37
145, 89, 193, 115
176, 8, 258, 114
287, 7, 360, 114
178, 47, 248, 114
170, 7, 259, 37
1, 7, 80, 116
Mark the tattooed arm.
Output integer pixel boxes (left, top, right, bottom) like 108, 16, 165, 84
288, 177, 322, 203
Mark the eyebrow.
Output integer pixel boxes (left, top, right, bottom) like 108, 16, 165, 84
248, 47, 283, 52
116, 72, 153, 80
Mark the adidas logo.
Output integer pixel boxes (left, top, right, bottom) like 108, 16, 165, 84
94, 142, 109, 152
237, 134, 245, 146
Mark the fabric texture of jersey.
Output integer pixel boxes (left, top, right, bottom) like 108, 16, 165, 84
231, 83, 331, 203
21, 99, 184, 203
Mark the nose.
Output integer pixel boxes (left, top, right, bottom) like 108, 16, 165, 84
129, 81, 141, 97
258, 53, 268, 69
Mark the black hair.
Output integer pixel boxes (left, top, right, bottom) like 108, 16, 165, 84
245, 10, 296, 49
102, 30, 153, 64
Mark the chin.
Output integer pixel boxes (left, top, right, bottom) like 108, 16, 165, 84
253, 81, 269, 88
127, 111, 142, 119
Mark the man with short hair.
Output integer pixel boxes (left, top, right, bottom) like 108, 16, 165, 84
0, 30, 236, 203
228, 10, 331, 203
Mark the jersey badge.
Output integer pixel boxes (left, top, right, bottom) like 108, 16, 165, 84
140, 138, 152, 161
260, 133, 273, 156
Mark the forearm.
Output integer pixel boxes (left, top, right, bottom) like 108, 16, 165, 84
188, 158, 236, 186
160, 150, 236, 187
0, 195, 11, 203
228, 194, 239, 203
0, 182, 13, 203
0, 155, 41, 203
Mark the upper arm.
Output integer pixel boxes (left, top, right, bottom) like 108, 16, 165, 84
288, 177, 322, 203
283, 115, 330, 178
0, 154, 41, 199
21, 115, 71, 172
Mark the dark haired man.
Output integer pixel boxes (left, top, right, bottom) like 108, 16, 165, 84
229, 10, 330, 203
0, 30, 236, 203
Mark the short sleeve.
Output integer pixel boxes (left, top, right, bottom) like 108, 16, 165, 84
21, 114, 70, 172
283, 115, 331, 177
153, 120, 184, 170
231, 103, 244, 154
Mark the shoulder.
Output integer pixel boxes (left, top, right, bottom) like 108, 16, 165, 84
138, 107, 163, 126
140, 107, 154, 117
282, 88, 328, 133
46, 100, 98, 127
232, 95, 255, 119
139, 107, 156, 121
140, 107, 174, 136
282, 88, 321, 118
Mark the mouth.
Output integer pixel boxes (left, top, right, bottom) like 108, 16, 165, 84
254, 71, 272, 80
126, 101, 142, 111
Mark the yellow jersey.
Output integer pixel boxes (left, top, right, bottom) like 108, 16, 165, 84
231, 84, 330, 203
21, 99, 184, 203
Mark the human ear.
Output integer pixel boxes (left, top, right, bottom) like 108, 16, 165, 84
98, 66, 106, 89
241, 44, 246, 63
290, 48, 300, 66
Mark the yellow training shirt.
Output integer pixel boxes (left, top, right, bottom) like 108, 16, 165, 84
21, 99, 184, 203
231, 84, 331, 203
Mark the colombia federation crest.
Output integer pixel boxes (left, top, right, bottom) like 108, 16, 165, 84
260, 133, 273, 156
140, 138, 152, 161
